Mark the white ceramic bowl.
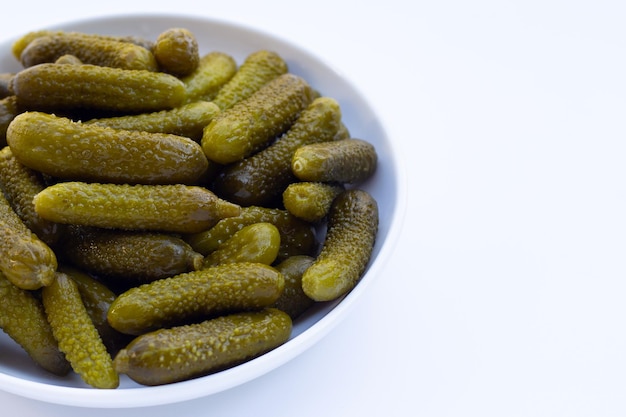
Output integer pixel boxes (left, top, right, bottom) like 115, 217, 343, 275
0, 14, 406, 408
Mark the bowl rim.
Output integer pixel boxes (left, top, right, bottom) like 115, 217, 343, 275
0, 12, 408, 408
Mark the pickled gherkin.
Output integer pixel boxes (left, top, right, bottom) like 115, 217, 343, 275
181, 51, 237, 103
272, 255, 315, 319
86, 100, 220, 142
0, 146, 64, 246
7, 111, 209, 185
0, 271, 70, 376
33, 182, 241, 234
19, 33, 158, 71
185, 206, 317, 261
212, 50, 288, 110
292, 138, 378, 184
0, 190, 57, 290
60, 265, 132, 356
153, 28, 199, 76
62, 227, 204, 283
212, 97, 342, 206
302, 189, 378, 301
107, 262, 285, 335
203, 222, 281, 267
113, 308, 292, 386
42, 272, 119, 389
11, 30, 155, 61
10, 63, 186, 113
0, 73, 12, 99
282, 181, 344, 223
202, 73, 315, 164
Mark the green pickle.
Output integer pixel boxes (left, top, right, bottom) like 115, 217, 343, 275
11, 30, 155, 61
59, 265, 132, 356
0, 271, 70, 375
0, 146, 64, 246
86, 100, 220, 142
203, 222, 280, 267
42, 272, 119, 389
283, 181, 344, 223
212, 97, 342, 206
33, 182, 240, 234
202, 73, 315, 164
19, 32, 158, 71
292, 138, 378, 183
185, 206, 318, 262
153, 28, 199, 76
181, 51, 237, 103
0, 190, 57, 290
107, 262, 285, 335
212, 50, 288, 110
302, 189, 379, 301
113, 308, 292, 386
62, 227, 204, 283
7, 111, 209, 184
272, 255, 315, 319
10, 63, 186, 113
54, 54, 83, 65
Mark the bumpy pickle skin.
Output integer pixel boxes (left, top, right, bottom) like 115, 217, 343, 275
153, 28, 199, 76
19, 33, 158, 71
185, 206, 318, 262
202, 73, 315, 165
59, 265, 132, 356
292, 138, 378, 184
272, 255, 315, 319
10, 63, 186, 113
0, 191, 57, 290
0, 146, 64, 246
0, 96, 19, 147
282, 182, 345, 223
113, 308, 292, 386
302, 189, 379, 302
203, 222, 280, 268
107, 262, 285, 335
42, 272, 119, 389
181, 51, 237, 103
0, 271, 70, 376
211, 50, 288, 111
86, 100, 220, 142
212, 97, 342, 206
62, 227, 204, 283
7, 112, 208, 185
33, 182, 241, 234
11, 30, 155, 61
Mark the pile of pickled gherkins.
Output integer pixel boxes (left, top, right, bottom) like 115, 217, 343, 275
0, 27, 379, 388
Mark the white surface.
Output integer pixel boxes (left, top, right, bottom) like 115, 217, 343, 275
1, 0, 625, 416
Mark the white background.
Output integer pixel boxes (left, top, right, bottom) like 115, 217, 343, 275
1, 0, 626, 416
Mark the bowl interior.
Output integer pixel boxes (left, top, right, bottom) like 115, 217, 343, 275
0, 13, 405, 407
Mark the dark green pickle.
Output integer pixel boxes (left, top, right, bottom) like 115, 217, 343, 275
202, 222, 281, 267
0, 96, 19, 147
0, 73, 13, 98
282, 181, 344, 223
292, 138, 378, 184
113, 308, 292, 386
181, 51, 237, 103
61, 226, 204, 283
153, 28, 199, 76
272, 255, 315, 319
212, 97, 342, 206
